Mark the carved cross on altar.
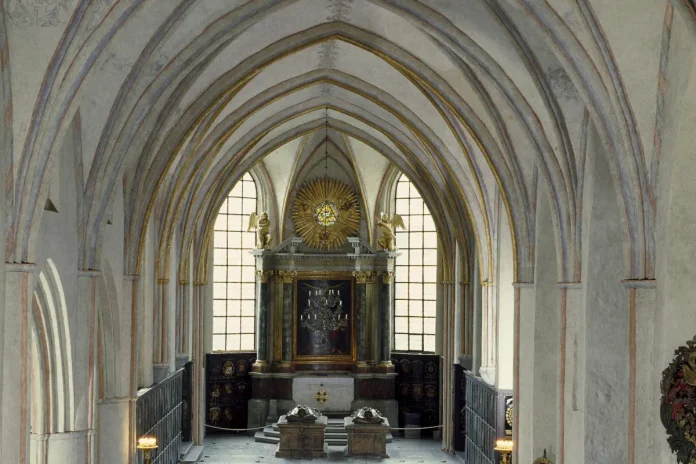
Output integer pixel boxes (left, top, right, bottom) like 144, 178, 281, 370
315, 390, 328, 404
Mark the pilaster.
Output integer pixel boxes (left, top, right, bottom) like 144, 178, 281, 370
123, 275, 140, 464
275, 271, 296, 367
558, 283, 584, 464
378, 271, 394, 370
353, 271, 375, 368
74, 270, 101, 463
623, 279, 656, 464
1, 263, 35, 464
479, 281, 497, 384
253, 270, 273, 372
512, 282, 535, 464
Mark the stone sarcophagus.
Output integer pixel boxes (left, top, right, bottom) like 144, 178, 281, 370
344, 408, 390, 458
275, 406, 328, 458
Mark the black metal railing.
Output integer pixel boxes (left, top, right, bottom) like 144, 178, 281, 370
464, 373, 497, 464
136, 369, 183, 464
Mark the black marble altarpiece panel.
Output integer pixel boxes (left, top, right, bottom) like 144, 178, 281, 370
293, 275, 355, 362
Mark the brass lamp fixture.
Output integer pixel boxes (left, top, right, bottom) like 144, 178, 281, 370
494, 439, 513, 464
136, 436, 158, 464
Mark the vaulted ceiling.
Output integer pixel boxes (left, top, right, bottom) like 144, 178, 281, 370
2, 0, 674, 284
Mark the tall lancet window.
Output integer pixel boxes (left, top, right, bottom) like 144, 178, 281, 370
212, 173, 257, 352
394, 175, 437, 352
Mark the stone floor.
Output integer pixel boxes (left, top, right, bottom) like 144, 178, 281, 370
200, 435, 464, 463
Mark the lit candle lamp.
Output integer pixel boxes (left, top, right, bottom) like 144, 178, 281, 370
494, 439, 513, 464
137, 437, 158, 464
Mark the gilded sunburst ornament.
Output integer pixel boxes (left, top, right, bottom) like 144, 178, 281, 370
291, 178, 360, 250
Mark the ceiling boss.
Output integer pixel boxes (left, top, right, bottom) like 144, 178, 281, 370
291, 178, 361, 250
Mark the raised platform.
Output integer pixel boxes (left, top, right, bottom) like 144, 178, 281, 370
254, 417, 394, 447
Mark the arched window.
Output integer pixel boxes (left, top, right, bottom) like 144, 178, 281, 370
394, 175, 437, 352
212, 173, 257, 352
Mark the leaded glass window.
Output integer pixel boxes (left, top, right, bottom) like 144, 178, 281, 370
394, 175, 437, 352
212, 173, 257, 351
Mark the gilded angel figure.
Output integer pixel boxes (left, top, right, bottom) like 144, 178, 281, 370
376, 212, 406, 251
247, 212, 272, 249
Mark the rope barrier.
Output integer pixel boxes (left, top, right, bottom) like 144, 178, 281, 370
204, 424, 444, 432
205, 424, 268, 432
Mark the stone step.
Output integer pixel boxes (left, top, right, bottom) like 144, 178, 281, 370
254, 425, 393, 446
179, 445, 203, 464
179, 441, 193, 458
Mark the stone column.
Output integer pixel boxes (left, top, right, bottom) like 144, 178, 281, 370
176, 280, 191, 369
74, 270, 101, 463
153, 278, 169, 382
191, 282, 205, 445
123, 275, 140, 464
513, 282, 536, 464
353, 271, 375, 368
276, 271, 296, 366
1, 264, 36, 464
253, 270, 272, 372
379, 271, 394, 369
622, 280, 656, 464
479, 281, 497, 385
559, 283, 584, 464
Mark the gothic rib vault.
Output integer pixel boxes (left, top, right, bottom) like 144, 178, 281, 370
0, 1, 694, 463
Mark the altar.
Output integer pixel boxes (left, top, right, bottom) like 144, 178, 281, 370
246, 236, 399, 430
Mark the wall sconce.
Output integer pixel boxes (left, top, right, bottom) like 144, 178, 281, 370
136, 436, 158, 464
494, 439, 513, 464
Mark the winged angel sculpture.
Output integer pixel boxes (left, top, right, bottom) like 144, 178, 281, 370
376, 213, 406, 251
247, 212, 272, 250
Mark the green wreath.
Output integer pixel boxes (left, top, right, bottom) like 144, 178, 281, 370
661, 335, 696, 463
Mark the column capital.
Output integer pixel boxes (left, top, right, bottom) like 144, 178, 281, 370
157, 277, 170, 284
353, 270, 376, 284
379, 271, 394, 284
178, 280, 190, 286
275, 270, 297, 284
558, 281, 582, 288
255, 270, 273, 283
193, 281, 206, 286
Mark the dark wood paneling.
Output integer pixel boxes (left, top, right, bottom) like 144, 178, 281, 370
205, 353, 256, 434
391, 353, 440, 437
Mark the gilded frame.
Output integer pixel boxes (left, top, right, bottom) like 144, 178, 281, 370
292, 271, 356, 364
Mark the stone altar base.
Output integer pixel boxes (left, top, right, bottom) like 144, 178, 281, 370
344, 417, 390, 458
275, 415, 329, 459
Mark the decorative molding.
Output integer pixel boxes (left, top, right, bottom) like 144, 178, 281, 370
512, 282, 534, 288
157, 278, 169, 284
5, 263, 37, 273
379, 271, 394, 285
557, 282, 582, 289
179, 280, 190, 286
275, 270, 297, 284
255, 270, 273, 283
622, 279, 656, 289
77, 269, 102, 278
353, 271, 376, 284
